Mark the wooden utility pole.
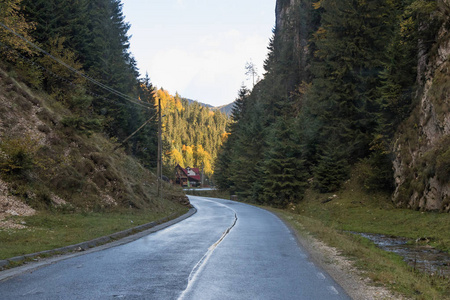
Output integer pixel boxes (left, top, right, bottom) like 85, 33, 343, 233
201, 162, 204, 187
157, 98, 162, 199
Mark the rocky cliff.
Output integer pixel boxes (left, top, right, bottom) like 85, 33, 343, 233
274, 0, 316, 88
392, 8, 450, 212
275, 0, 450, 212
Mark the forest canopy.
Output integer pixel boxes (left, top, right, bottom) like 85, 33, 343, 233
0, 0, 229, 181
214, 0, 443, 207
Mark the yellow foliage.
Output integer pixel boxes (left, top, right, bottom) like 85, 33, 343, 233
182, 144, 193, 155
155, 89, 183, 113
0, 0, 36, 60
169, 148, 184, 167
40, 36, 85, 88
172, 144, 214, 176
221, 132, 230, 143
315, 26, 327, 40
312, 1, 323, 9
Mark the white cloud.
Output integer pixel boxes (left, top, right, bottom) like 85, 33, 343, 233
122, 0, 275, 106
148, 29, 269, 106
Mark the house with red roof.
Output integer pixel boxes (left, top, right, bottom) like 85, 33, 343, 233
175, 164, 201, 187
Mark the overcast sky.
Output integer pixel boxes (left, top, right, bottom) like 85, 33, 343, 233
122, 0, 276, 107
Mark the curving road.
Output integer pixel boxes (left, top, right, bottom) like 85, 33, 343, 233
0, 196, 350, 299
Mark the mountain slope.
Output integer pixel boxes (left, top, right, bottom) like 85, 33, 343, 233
0, 66, 187, 228
214, 0, 449, 212
392, 13, 450, 211
215, 102, 235, 116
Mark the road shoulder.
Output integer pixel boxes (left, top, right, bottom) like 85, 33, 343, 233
271, 210, 404, 300
0, 207, 197, 281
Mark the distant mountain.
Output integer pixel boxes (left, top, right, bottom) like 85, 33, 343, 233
184, 98, 214, 109
215, 102, 235, 116
183, 98, 235, 117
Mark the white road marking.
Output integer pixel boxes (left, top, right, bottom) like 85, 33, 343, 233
22, 287, 40, 296
327, 286, 340, 295
177, 198, 238, 300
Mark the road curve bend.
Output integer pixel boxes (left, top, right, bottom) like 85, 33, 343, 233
0, 196, 350, 299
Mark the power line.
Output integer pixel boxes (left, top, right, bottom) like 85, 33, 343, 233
0, 40, 152, 110
0, 21, 152, 109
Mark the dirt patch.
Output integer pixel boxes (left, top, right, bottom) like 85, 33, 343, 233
277, 214, 407, 300
0, 179, 36, 230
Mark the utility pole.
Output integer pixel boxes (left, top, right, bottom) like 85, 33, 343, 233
201, 162, 204, 187
157, 98, 162, 200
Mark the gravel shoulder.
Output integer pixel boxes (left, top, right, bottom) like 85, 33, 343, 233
274, 211, 407, 300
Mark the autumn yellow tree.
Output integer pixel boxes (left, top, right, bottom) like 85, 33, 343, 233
194, 145, 213, 175
182, 145, 194, 167
0, 0, 35, 59
155, 89, 183, 112
39, 36, 85, 101
169, 148, 184, 167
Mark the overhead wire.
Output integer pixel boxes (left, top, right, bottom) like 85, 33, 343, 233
0, 21, 153, 109
0, 22, 161, 147
0, 40, 153, 110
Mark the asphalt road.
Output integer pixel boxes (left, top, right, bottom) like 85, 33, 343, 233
0, 196, 350, 299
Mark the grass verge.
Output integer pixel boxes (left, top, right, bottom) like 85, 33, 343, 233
0, 206, 188, 260
268, 179, 450, 299
185, 189, 230, 199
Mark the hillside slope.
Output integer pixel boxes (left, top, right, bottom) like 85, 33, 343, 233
215, 0, 449, 212
214, 102, 235, 116
0, 66, 188, 229
393, 15, 450, 211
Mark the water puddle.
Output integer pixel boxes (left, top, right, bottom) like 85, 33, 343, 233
352, 232, 450, 278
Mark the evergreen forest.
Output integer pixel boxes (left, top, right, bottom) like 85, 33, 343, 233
0, 0, 228, 181
155, 89, 229, 180
215, 0, 447, 207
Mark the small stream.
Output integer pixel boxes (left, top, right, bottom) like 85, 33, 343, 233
352, 232, 450, 277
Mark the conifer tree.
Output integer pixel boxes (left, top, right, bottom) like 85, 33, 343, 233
263, 117, 308, 207
305, 0, 395, 188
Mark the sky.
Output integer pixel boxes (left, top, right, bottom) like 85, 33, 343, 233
121, 0, 276, 107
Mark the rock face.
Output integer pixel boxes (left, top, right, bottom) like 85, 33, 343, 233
274, 0, 314, 87
275, 0, 449, 211
392, 16, 450, 212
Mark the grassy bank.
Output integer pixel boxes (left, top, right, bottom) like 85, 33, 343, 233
184, 189, 230, 199
192, 178, 450, 298
269, 180, 450, 299
0, 206, 188, 260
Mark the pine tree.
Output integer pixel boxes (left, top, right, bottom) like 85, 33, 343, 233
263, 117, 308, 207
313, 138, 350, 193
304, 0, 396, 189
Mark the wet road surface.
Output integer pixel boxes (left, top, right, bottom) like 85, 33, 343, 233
0, 196, 350, 299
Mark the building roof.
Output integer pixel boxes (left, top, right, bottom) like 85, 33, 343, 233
176, 165, 201, 182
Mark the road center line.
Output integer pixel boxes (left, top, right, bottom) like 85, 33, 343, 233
327, 286, 340, 295
178, 198, 238, 300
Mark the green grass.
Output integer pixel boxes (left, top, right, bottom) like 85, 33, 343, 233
0, 207, 187, 260
273, 209, 449, 299
185, 189, 231, 199
293, 181, 450, 252
267, 178, 450, 299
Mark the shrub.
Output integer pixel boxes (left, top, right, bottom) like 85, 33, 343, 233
0, 136, 39, 177
436, 147, 450, 182
61, 116, 103, 135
